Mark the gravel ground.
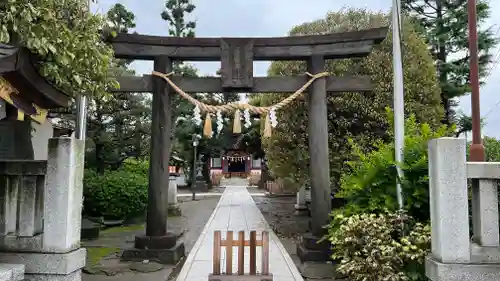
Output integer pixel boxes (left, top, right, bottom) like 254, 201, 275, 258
82, 196, 221, 281
249, 187, 310, 267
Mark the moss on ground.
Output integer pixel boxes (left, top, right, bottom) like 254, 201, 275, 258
86, 247, 120, 267
101, 224, 145, 234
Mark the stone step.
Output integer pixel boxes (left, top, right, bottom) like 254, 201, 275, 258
0, 264, 24, 281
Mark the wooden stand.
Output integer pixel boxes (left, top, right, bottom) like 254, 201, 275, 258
209, 230, 273, 281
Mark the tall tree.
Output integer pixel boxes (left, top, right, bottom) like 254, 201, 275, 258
160, 0, 199, 168
159, 0, 198, 118
402, 0, 497, 124
455, 112, 485, 137
89, 3, 151, 173
260, 9, 443, 190
106, 3, 136, 67
455, 113, 473, 137
0, 0, 117, 159
160, 1, 246, 186
0, 0, 117, 97
58, 3, 151, 174
161, 0, 196, 37
106, 3, 136, 33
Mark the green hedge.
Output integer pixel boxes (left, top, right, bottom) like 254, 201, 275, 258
335, 113, 454, 222
83, 165, 148, 220
327, 113, 453, 281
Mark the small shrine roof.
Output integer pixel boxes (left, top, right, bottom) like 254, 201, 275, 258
0, 43, 70, 123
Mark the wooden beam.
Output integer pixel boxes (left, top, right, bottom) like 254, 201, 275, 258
109, 27, 388, 60
112, 40, 374, 61
109, 27, 387, 46
146, 56, 172, 237
113, 75, 373, 93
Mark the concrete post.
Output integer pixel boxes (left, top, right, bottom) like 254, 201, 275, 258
428, 137, 470, 263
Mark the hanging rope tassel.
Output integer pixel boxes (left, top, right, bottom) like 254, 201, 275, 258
233, 110, 242, 134
203, 113, 213, 138
151, 71, 330, 137
264, 112, 272, 138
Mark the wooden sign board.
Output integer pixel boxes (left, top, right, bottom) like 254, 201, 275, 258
220, 38, 254, 89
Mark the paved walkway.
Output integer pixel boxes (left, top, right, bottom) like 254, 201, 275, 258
177, 192, 266, 198
176, 185, 303, 281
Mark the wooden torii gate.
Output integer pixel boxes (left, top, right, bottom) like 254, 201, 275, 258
108, 27, 387, 263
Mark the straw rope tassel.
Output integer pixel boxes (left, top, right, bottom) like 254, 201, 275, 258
263, 113, 272, 138
150, 71, 329, 137
233, 110, 242, 134
203, 113, 213, 138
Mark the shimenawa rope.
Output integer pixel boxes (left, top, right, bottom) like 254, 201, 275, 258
151, 71, 328, 137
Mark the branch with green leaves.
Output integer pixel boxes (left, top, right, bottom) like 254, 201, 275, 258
0, 0, 118, 97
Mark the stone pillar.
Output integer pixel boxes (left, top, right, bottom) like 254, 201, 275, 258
428, 137, 470, 263
294, 186, 308, 214
423, 138, 500, 281
168, 174, 181, 216
468, 162, 500, 246
0, 137, 86, 281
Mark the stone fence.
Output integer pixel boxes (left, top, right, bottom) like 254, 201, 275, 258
0, 160, 45, 247
426, 137, 500, 281
0, 137, 86, 281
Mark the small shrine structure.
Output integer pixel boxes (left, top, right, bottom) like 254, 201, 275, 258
209, 135, 262, 179
0, 43, 86, 281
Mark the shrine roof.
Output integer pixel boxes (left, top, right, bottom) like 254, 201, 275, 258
0, 43, 70, 116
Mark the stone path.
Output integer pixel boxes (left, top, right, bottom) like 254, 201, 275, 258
176, 185, 304, 281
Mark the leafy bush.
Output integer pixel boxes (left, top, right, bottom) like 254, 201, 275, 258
122, 158, 150, 177
83, 168, 148, 220
483, 136, 500, 161
328, 211, 430, 281
336, 112, 454, 222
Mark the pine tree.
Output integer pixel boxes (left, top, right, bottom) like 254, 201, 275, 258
402, 0, 497, 124
107, 3, 136, 33
160, 0, 200, 182
161, 0, 196, 37
160, 0, 198, 117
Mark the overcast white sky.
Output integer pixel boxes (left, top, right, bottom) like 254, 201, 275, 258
93, 0, 500, 138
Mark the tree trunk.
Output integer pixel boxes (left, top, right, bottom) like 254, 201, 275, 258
95, 142, 105, 175
258, 161, 272, 189
201, 154, 212, 189
436, 1, 451, 124
134, 123, 142, 159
